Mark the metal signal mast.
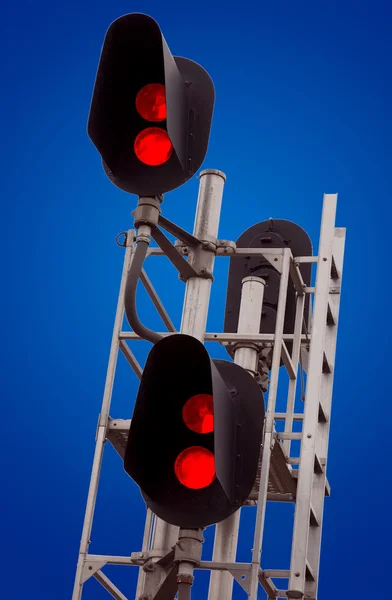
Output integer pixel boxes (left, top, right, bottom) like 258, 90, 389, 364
73, 13, 345, 600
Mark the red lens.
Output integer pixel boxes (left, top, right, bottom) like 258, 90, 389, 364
174, 447, 216, 489
134, 128, 173, 166
136, 83, 167, 122
182, 394, 214, 434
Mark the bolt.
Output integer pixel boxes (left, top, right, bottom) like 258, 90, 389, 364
295, 572, 300, 577
143, 561, 157, 573
200, 267, 206, 274
274, 258, 278, 262
307, 434, 312, 438
323, 257, 327, 261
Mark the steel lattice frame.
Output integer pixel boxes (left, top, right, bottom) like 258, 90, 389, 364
72, 183, 345, 600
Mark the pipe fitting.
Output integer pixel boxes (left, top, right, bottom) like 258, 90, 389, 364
133, 196, 162, 229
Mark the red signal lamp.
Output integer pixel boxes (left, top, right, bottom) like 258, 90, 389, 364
182, 394, 214, 434
174, 446, 216, 489
136, 83, 167, 122
134, 127, 173, 166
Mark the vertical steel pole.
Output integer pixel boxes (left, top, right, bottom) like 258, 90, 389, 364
208, 277, 265, 600
248, 249, 291, 600
72, 235, 135, 600
137, 169, 226, 599
180, 169, 226, 338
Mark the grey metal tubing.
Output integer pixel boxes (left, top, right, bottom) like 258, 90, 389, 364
178, 582, 191, 600
124, 238, 163, 345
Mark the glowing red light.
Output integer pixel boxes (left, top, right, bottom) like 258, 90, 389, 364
136, 83, 167, 122
182, 394, 214, 434
134, 128, 173, 166
174, 447, 216, 489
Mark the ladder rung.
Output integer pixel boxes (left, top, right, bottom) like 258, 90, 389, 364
314, 454, 324, 474
287, 457, 300, 466
277, 432, 302, 441
326, 300, 337, 325
310, 503, 321, 527
289, 400, 328, 421
331, 254, 340, 279
322, 352, 333, 373
288, 455, 324, 474
263, 569, 290, 579
306, 560, 316, 581
318, 401, 328, 422
274, 412, 304, 421
295, 256, 318, 264
291, 470, 330, 497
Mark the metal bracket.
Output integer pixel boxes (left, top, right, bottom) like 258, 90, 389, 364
229, 568, 251, 593
259, 248, 284, 273
173, 238, 219, 280
216, 239, 237, 254
82, 560, 106, 583
188, 242, 215, 280
149, 225, 213, 281
130, 551, 156, 566
150, 226, 199, 280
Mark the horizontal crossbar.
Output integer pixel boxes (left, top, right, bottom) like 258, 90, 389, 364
119, 332, 311, 343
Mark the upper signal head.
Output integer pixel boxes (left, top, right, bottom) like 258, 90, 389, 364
88, 13, 215, 196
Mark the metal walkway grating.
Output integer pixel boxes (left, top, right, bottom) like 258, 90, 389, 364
107, 418, 297, 503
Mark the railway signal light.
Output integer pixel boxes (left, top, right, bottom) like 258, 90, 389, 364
124, 334, 265, 529
224, 220, 312, 350
88, 13, 215, 196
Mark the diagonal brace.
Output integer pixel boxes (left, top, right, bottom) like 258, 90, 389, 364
150, 226, 199, 280
94, 570, 129, 600
158, 215, 200, 247
140, 269, 176, 331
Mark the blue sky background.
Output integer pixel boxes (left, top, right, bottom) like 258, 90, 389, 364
1, 1, 391, 598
